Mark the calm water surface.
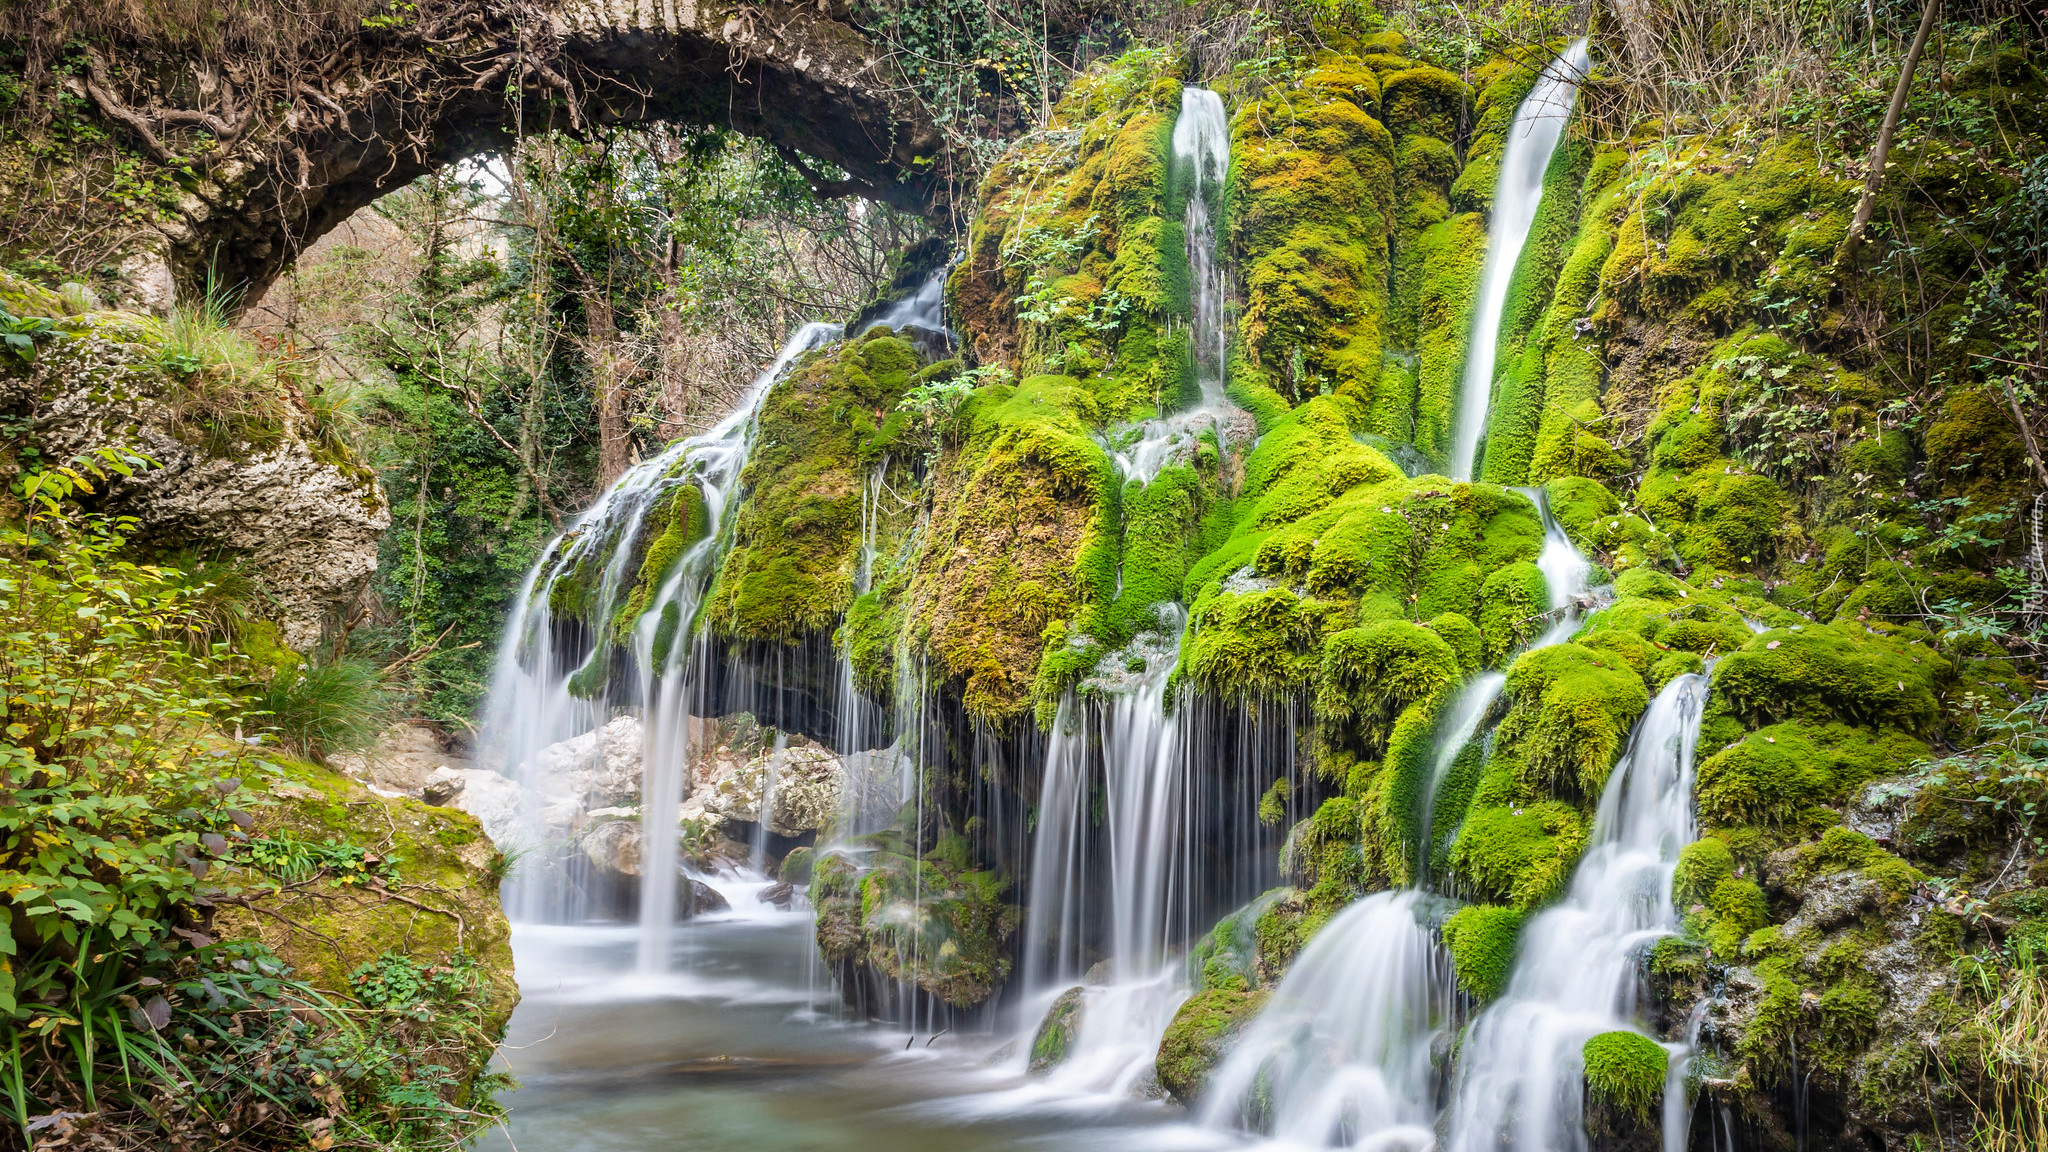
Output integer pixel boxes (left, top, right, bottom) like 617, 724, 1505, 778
477, 879, 1227, 1152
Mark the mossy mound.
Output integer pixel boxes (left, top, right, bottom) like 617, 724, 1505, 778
214, 759, 516, 1040
1029, 986, 1086, 1072
949, 47, 1191, 410
706, 330, 921, 641
1440, 902, 1526, 1001
1581, 1030, 1667, 1119
1696, 720, 1927, 831
1230, 59, 1396, 408
884, 373, 1118, 725
1710, 623, 1949, 736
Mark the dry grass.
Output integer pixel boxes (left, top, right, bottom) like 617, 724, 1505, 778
1961, 955, 2048, 1152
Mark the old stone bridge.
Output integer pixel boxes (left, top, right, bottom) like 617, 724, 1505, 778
73, 0, 953, 299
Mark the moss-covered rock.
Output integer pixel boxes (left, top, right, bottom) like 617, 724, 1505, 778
1440, 902, 1526, 1001
809, 831, 1019, 1010
706, 330, 920, 642
1029, 986, 1086, 1072
215, 759, 516, 1044
1581, 1030, 1666, 1120
1156, 985, 1268, 1105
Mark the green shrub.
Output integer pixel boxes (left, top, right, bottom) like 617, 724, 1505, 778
253, 656, 393, 759
0, 480, 502, 1149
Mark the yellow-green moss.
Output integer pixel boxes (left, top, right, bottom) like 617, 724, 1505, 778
1441, 902, 1526, 1001
1581, 1030, 1667, 1119
707, 331, 920, 642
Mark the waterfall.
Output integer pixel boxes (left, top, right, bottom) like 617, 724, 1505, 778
1112, 86, 1237, 488
1015, 614, 1195, 1095
1202, 484, 1601, 1144
1444, 671, 1710, 1152
1175, 86, 1230, 405
1200, 889, 1451, 1148
484, 320, 839, 928
1447, 39, 1591, 482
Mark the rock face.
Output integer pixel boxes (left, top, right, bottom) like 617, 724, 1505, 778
333, 722, 474, 795
0, 272, 387, 647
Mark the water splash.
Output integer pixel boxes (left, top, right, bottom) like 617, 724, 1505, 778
1448, 39, 1592, 482
1200, 889, 1451, 1149
1444, 672, 1710, 1152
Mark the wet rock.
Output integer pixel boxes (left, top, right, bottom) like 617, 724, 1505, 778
1029, 986, 1085, 1073
758, 881, 796, 908
1155, 987, 1267, 1106
682, 879, 730, 918
579, 815, 643, 877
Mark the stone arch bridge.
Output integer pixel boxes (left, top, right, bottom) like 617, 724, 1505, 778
72, 0, 955, 300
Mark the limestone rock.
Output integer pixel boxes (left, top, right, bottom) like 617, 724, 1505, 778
333, 722, 473, 795
0, 275, 388, 647
424, 766, 524, 850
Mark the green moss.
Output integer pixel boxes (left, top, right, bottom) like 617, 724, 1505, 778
1672, 836, 1735, 907
214, 760, 516, 1038
1448, 799, 1589, 908
1315, 619, 1462, 751
1477, 560, 1550, 664
1787, 827, 1924, 905
609, 482, 706, 644
1711, 623, 1948, 736
1696, 720, 1927, 830
1230, 66, 1397, 407
1581, 1030, 1667, 1120
1495, 642, 1650, 795
1029, 986, 1085, 1072
1441, 903, 1526, 1001
1156, 986, 1267, 1104
708, 331, 921, 642
833, 832, 1020, 1008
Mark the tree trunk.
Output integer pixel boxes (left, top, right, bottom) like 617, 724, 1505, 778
583, 294, 632, 487
1837, 0, 1940, 266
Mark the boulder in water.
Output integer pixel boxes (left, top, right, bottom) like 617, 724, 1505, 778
682, 878, 730, 918
1028, 986, 1085, 1073
758, 881, 796, 908
1155, 986, 1267, 1106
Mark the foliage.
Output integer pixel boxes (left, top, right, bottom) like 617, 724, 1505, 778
0, 483, 502, 1149
250, 657, 392, 761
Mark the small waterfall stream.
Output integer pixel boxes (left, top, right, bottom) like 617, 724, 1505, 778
1447, 39, 1591, 482
1113, 85, 1239, 487
1445, 672, 1709, 1152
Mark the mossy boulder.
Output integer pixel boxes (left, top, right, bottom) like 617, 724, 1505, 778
1029, 986, 1086, 1072
1581, 1029, 1667, 1121
809, 831, 1019, 1010
214, 759, 517, 1042
1156, 985, 1268, 1105
1440, 902, 1526, 1001
1711, 624, 1949, 737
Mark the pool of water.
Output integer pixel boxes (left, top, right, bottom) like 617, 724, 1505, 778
477, 885, 1230, 1152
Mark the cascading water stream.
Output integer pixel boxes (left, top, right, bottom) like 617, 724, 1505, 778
484, 319, 839, 929
1200, 889, 1449, 1150
484, 268, 953, 975
1113, 86, 1238, 488
1202, 485, 1600, 1147
1444, 671, 1710, 1152
1447, 39, 1591, 482
1016, 614, 1195, 1097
